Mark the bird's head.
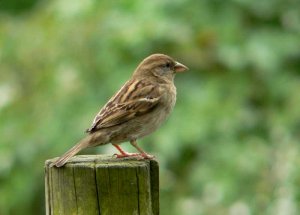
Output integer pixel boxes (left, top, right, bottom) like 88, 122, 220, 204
133, 54, 188, 82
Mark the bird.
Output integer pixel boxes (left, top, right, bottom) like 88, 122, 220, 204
53, 53, 188, 167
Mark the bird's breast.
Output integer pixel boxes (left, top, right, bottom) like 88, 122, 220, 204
160, 83, 177, 112
109, 82, 177, 143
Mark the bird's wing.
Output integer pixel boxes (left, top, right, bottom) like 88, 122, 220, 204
86, 79, 161, 133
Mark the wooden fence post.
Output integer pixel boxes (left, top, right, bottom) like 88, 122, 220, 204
45, 155, 159, 215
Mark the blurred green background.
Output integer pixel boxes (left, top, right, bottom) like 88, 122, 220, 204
1, 0, 300, 214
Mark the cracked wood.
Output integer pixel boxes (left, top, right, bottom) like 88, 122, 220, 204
45, 155, 159, 215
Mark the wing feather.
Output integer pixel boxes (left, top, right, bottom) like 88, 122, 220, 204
86, 79, 161, 133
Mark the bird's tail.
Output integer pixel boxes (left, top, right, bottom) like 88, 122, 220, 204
52, 135, 93, 167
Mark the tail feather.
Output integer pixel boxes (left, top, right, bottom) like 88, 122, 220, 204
52, 136, 92, 167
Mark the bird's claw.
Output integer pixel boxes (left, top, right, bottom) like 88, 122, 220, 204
113, 152, 154, 160
113, 152, 141, 159
140, 153, 155, 159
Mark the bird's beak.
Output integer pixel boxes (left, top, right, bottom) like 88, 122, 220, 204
174, 61, 189, 73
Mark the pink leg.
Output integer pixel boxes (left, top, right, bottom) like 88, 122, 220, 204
112, 144, 140, 158
130, 140, 154, 159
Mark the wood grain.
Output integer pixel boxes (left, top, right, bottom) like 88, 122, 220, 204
45, 155, 159, 215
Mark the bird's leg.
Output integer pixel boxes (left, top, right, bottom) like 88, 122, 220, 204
112, 143, 140, 158
130, 140, 154, 159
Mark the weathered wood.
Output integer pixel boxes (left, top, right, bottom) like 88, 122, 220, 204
45, 155, 159, 215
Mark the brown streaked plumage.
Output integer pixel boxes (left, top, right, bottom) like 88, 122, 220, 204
53, 53, 188, 167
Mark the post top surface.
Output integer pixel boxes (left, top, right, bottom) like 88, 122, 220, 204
45, 154, 158, 168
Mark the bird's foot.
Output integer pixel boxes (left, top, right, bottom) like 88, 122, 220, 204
129, 140, 155, 159
114, 152, 142, 159
139, 153, 155, 159
113, 152, 154, 160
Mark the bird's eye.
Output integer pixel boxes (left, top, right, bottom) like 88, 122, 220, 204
165, 62, 171, 68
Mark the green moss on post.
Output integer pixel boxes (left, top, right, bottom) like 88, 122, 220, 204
45, 155, 159, 215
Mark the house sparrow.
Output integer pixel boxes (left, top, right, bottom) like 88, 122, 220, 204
53, 54, 188, 167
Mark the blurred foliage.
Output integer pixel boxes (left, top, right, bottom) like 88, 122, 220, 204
0, 0, 300, 214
